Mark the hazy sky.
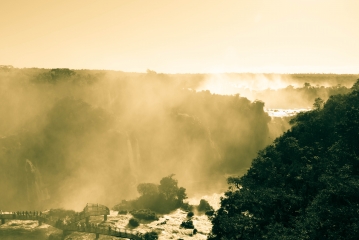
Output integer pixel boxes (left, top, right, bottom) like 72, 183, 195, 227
1, 0, 358, 73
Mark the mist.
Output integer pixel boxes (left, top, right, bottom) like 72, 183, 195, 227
197, 73, 358, 109
1, 67, 356, 211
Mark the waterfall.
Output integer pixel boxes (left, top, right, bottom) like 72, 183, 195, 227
25, 159, 49, 206
126, 133, 138, 184
135, 137, 141, 166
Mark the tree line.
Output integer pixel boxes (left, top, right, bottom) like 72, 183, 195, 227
209, 80, 359, 239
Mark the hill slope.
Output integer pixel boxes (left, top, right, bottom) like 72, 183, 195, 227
210, 80, 359, 239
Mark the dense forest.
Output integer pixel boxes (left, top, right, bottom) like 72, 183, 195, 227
209, 80, 359, 239
0, 67, 357, 213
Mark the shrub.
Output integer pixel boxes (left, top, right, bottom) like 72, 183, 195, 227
180, 220, 194, 229
130, 209, 158, 221
143, 231, 159, 240
186, 211, 194, 218
197, 199, 213, 212
118, 210, 128, 215
114, 175, 188, 214
129, 218, 140, 227
205, 210, 214, 216
181, 202, 194, 211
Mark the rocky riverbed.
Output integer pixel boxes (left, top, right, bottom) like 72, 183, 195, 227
0, 194, 222, 240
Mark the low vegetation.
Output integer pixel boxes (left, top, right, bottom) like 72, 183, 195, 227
114, 175, 187, 214
128, 218, 140, 228
180, 220, 195, 229
117, 210, 127, 215
197, 199, 213, 213
143, 231, 159, 240
130, 209, 158, 221
186, 211, 194, 218
180, 202, 194, 212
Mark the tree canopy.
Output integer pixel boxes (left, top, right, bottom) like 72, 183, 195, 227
209, 79, 359, 240
114, 175, 187, 213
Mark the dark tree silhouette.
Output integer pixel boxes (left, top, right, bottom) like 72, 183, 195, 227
209, 81, 359, 240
